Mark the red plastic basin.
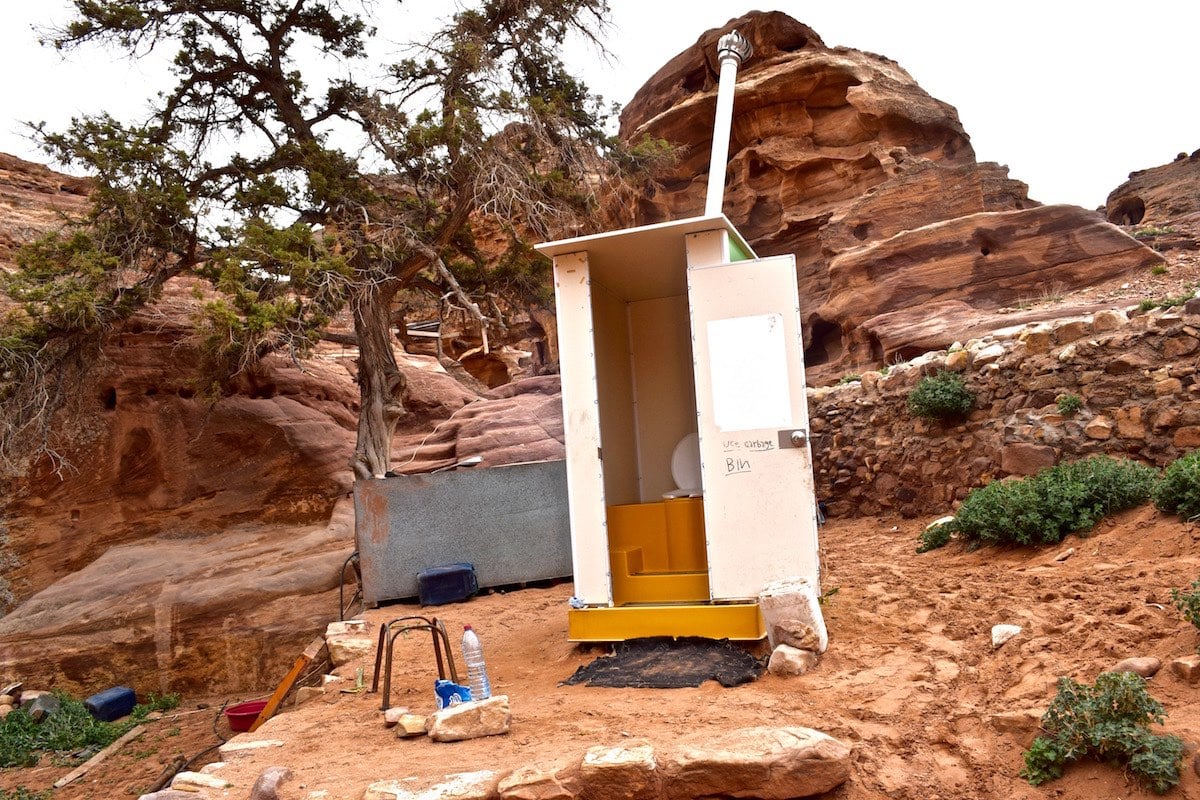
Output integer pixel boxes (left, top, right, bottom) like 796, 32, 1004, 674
224, 699, 268, 732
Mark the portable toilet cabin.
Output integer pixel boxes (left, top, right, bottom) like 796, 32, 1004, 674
535, 214, 821, 641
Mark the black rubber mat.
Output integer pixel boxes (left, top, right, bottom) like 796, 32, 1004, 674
563, 636, 763, 688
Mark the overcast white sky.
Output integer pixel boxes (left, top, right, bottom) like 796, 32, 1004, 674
2, 2, 1197, 210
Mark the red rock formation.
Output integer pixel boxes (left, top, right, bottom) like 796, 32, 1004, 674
615, 11, 1161, 382
1106, 149, 1200, 249
0, 153, 90, 268
0, 269, 560, 691
820, 205, 1164, 364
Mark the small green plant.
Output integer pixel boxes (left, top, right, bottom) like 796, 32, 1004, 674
817, 586, 840, 606
1021, 672, 1183, 793
906, 370, 974, 421
0, 692, 179, 768
838, 373, 861, 385
1154, 449, 1200, 521
917, 520, 953, 553
1151, 264, 1168, 276
878, 365, 890, 376
1138, 289, 1196, 312
919, 456, 1157, 550
1056, 393, 1083, 416
1171, 579, 1200, 647
1133, 225, 1177, 239
0, 788, 53, 800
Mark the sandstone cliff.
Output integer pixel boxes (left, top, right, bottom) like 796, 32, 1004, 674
1106, 147, 1200, 251
613, 12, 1162, 381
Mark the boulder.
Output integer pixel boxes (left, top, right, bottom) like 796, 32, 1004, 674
1000, 443, 1056, 476
497, 763, 579, 800
1107, 657, 1162, 678
218, 738, 286, 760
427, 695, 511, 742
248, 766, 294, 800
365, 772, 498, 800
395, 714, 428, 738
171, 771, 232, 791
1171, 655, 1200, 684
767, 645, 820, 676
991, 624, 1022, 649
660, 727, 851, 800
579, 741, 659, 800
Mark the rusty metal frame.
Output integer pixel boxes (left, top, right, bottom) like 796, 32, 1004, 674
370, 615, 459, 711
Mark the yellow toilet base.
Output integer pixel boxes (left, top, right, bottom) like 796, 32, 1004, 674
568, 602, 765, 642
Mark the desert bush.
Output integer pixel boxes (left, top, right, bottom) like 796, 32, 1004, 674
1153, 449, 1200, 521
1171, 579, 1200, 648
920, 456, 1157, 550
0, 788, 52, 800
1022, 672, 1183, 793
1055, 393, 1083, 416
906, 371, 973, 420
0, 692, 178, 768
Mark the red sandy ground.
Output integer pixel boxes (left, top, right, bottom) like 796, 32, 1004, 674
8, 509, 1200, 799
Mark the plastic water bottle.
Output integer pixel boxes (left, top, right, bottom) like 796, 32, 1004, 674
461, 624, 492, 701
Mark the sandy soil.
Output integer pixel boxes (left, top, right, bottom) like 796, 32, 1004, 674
9, 509, 1200, 799
5, 235, 1200, 799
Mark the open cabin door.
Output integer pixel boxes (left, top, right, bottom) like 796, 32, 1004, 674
686, 252, 820, 600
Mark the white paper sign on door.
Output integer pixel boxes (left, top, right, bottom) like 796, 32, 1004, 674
706, 313, 793, 432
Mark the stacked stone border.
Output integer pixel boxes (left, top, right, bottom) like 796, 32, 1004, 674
809, 302, 1200, 518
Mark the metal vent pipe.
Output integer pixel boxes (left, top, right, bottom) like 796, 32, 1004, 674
704, 30, 753, 217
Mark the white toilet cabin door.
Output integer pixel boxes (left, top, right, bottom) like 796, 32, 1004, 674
686, 254, 820, 600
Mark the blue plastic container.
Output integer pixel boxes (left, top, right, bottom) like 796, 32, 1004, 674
434, 679, 472, 709
84, 686, 137, 721
417, 563, 478, 605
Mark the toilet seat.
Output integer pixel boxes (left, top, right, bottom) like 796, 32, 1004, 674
663, 432, 703, 499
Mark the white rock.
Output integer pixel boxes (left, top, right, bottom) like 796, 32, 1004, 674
325, 619, 369, 637
395, 714, 428, 737
767, 645, 820, 676
971, 342, 1006, 366
580, 742, 657, 800
759, 577, 828, 653
218, 738, 285, 759
326, 634, 374, 667
991, 624, 1022, 649
365, 772, 497, 800
1057, 344, 1077, 363
427, 695, 511, 742
926, 515, 955, 531
171, 770, 232, 791
383, 706, 410, 727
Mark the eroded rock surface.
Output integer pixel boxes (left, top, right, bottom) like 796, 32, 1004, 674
0, 153, 90, 268
1106, 147, 1200, 249
614, 11, 1160, 381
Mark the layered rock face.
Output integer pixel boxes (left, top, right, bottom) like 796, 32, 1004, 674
1106, 148, 1200, 249
615, 11, 1161, 382
0, 153, 90, 268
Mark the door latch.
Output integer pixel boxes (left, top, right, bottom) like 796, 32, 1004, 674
778, 429, 809, 448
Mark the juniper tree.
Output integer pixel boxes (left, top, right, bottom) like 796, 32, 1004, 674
1, 0, 663, 478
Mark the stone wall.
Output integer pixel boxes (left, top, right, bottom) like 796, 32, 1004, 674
810, 303, 1200, 518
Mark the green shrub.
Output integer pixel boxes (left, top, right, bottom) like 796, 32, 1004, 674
0, 788, 53, 800
1154, 449, 1200, 521
906, 371, 974, 420
0, 691, 178, 768
916, 521, 953, 553
1022, 672, 1183, 793
1055, 393, 1083, 416
1171, 579, 1200, 647
921, 456, 1157, 550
